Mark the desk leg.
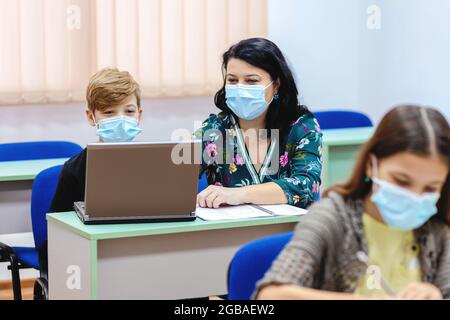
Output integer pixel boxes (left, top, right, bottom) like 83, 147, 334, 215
48, 220, 97, 299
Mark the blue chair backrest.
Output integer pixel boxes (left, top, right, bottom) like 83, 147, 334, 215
31, 165, 63, 249
313, 110, 373, 129
228, 232, 293, 300
0, 141, 82, 161
198, 172, 208, 193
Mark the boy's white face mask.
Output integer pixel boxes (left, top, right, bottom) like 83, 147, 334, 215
94, 115, 142, 142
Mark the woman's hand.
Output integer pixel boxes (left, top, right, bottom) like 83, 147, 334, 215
396, 282, 442, 300
197, 185, 247, 208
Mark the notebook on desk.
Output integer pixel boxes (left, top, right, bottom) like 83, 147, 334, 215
74, 141, 200, 225
195, 204, 307, 221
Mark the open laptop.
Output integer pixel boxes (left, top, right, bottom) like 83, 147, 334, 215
74, 141, 201, 224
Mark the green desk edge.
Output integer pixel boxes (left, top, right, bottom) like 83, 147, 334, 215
321, 127, 374, 146
46, 212, 300, 241
0, 158, 69, 182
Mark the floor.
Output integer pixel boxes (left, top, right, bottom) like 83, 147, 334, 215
0, 279, 35, 300
0, 279, 225, 300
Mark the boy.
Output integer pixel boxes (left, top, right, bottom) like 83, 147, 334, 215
50, 68, 143, 212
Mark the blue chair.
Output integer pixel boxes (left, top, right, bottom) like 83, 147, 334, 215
0, 165, 63, 300
227, 232, 293, 300
313, 110, 373, 129
198, 172, 208, 193
0, 141, 82, 161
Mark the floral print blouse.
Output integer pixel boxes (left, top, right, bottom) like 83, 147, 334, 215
194, 112, 323, 208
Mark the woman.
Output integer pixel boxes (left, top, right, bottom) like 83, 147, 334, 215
196, 38, 322, 209
255, 105, 450, 300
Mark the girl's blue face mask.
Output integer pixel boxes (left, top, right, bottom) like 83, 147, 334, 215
370, 156, 440, 231
225, 81, 274, 121
95, 116, 142, 142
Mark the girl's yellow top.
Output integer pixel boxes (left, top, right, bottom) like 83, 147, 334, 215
354, 213, 422, 297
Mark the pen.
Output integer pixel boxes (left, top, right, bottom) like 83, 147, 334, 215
356, 251, 397, 297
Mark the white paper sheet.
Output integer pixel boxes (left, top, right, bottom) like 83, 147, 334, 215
257, 204, 308, 216
195, 204, 307, 221
195, 205, 272, 221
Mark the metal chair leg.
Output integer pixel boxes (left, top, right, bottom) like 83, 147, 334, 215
10, 259, 22, 300
0, 242, 23, 300
33, 277, 48, 300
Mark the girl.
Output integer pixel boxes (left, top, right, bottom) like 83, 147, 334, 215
196, 38, 322, 209
256, 105, 450, 299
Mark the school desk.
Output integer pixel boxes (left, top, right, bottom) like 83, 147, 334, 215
0, 158, 68, 234
0, 158, 68, 182
321, 127, 374, 189
47, 212, 298, 299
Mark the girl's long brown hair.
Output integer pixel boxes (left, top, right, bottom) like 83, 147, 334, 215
324, 105, 450, 224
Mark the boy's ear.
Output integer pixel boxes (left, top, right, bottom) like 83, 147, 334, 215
85, 109, 96, 127
137, 108, 143, 125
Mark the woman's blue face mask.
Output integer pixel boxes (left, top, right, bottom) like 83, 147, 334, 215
225, 81, 274, 121
370, 156, 440, 231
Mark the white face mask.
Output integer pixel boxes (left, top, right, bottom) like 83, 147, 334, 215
94, 115, 142, 142
370, 156, 440, 231
225, 81, 274, 120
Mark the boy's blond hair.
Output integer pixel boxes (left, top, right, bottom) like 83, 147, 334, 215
86, 68, 141, 112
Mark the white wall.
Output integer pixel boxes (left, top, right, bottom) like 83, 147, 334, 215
268, 0, 362, 111
268, 0, 450, 122
360, 0, 450, 121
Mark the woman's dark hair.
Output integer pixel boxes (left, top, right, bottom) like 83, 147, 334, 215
324, 104, 450, 224
214, 38, 311, 145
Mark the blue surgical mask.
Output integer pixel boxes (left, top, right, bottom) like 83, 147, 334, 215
370, 157, 440, 231
95, 116, 142, 142
225, 81, 274, 120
